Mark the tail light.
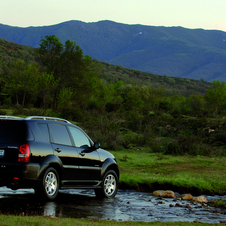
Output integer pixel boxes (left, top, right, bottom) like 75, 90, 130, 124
18, 144, 30, 162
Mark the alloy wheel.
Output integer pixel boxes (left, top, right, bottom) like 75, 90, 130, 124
45, 171, 58, 196
103, 174, 116, 197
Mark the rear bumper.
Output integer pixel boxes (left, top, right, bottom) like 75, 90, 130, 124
0, 162, 40, 189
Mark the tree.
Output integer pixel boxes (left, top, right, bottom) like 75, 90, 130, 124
37, 72, 59, 109
119, 85, 145, 111
186, 94, 205, 114
36, 35, 100, 109
5, 59, 26, 105
21, 62, 39, 107
36, 35, 63, 74
4, 59, 40, 107
205, 80, 226, 115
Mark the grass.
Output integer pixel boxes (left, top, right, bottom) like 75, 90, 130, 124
0, 215, 223, 226
208, 198, 226, 209
111, 149, 226, 195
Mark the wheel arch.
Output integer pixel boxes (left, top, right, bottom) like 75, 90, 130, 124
101, 158, 119, 180
37, 155, 63, 180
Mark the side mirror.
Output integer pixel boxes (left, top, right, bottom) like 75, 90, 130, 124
94, 142, 100, 149
80, 144, 93, 154
80, 145, 90, 150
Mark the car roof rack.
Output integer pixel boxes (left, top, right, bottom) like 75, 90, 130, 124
25, 116, 71, 124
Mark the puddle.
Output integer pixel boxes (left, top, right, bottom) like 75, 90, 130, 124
0, 187, 225, 223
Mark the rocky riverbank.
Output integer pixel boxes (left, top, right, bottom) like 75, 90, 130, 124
119, 181, 225, 196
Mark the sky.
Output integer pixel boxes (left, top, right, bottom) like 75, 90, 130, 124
1, 0, 226, 32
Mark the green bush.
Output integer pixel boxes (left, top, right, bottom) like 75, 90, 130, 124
165, 134, 200, 155
84, 114, 123, 150
124, 110, 143, 131
121, 131, 144, 148
3, 97, 12, 108
209, 130, 226, 146
165, 142, 181, 155
0, 109, 7, 115
148, 138, 168, 153
59, 106, 84, 121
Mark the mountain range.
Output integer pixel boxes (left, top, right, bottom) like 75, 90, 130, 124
0, 20, 226, 82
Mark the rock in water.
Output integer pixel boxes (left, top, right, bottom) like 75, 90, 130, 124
192, 196, 207, 203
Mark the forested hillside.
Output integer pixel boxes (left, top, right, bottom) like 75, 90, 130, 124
1, 20, 226, 82
1, 36, 226, 159
0, 38, 210, 97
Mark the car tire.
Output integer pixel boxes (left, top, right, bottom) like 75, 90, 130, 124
35, 167, 60, 200
95, 170, 118, 198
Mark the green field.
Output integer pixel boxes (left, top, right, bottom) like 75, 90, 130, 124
111, 149, 226, 195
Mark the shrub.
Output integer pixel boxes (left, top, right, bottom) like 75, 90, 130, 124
0, 109, 7, 115
165, 134, 200, 155
3, 97, 12, 108
23, 108, 46, 116
124, 110, 143, 131
84, 113, 123, 150
149, 138, 168, 153
121, 131, 144, 149
171, 109, 181, 118
58, 106, 84, 121
209, 130, 226, 146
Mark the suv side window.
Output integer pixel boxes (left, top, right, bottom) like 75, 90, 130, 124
27, 127, 35, 141
49, 124, 72, 146
37, 123, 50, 141
68, 126, 91, 148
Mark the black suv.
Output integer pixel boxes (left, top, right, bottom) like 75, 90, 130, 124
0, 116, 119, 200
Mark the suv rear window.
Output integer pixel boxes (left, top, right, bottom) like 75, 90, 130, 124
0, 120, 33, 144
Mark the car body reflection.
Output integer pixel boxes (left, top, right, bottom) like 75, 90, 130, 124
44, 202, 59, 217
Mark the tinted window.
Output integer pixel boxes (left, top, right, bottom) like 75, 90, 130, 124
0, 120, 31, 143
49, 124, 72, 146
27, 127, 34, 141
38, 123, 50, 141
68, 126, 91, 147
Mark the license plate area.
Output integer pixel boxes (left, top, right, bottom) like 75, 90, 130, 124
0, 150, 5, 157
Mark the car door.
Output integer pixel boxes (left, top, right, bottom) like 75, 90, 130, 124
67, 126, 101, 181
48, 124, 79, 180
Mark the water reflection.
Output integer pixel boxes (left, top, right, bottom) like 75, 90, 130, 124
44, 202, 59, 217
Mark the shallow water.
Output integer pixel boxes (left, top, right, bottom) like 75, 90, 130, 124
0, 187, 225, 223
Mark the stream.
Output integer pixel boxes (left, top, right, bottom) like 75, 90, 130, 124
0, 187, 226, 223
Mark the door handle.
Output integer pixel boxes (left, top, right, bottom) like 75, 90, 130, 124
79, 151, 85, 157
54, 148, 61, 153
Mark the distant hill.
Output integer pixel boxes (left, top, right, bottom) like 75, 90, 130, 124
0, 20, 226, 82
